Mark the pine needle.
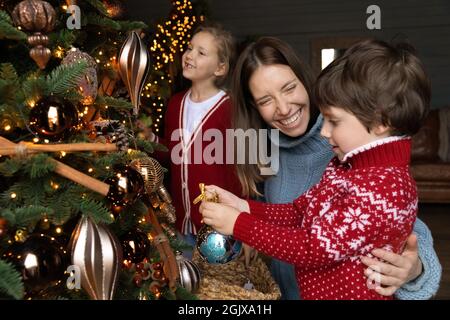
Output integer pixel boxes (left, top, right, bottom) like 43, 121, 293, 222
96, 95, 133, 110
25, 154, 57, 179
85, 0, 109, 16
85, 12, 120, 30
0, 156, 23, 177
45, 60, 88, 95
0, 11, 27, 41
77, 197, 114, 224
0, 260, 25, 300
13, 205, 50, 228
0, 63, 18, 82
117, 21, 149, 31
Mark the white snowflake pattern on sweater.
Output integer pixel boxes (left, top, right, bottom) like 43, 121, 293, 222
233, 138, 417, 300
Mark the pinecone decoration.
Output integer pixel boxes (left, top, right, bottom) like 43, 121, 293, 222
115, 124, 129, 152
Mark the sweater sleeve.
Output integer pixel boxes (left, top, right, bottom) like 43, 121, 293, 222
233, 178, 411, 269
247, 196, 306, 228
395, 218, 442, 300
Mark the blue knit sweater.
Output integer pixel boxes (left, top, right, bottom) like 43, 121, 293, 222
264, 115, 441, 300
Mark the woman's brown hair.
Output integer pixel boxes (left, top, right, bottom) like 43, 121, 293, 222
230, 37, 317, 197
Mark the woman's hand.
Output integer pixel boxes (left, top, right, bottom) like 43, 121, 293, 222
361, 234, 423, 296
199, 201, 241, 235
205, 185, 249, 213
239, 243, 258, 268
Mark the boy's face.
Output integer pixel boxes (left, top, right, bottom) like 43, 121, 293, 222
181, 31, 225, 85
249, 64, 311, 138
320, 106, 389, 160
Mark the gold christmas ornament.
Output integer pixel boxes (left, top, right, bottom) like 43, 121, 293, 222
11, 0, 56, 70
11, 0, 56, 33
69, 216, 122, 300
159, 202, 176, 224
148, 192, 161, 208
130, 157, 176, 223
28, 33, 51, 69
157, 184, 173, 204
118, 31, 150, 115
14, 229, 28, 243
62, 48, 98, 105
130, 157, 164, 194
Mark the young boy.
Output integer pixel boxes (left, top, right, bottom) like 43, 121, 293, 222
199, 39, 431, 299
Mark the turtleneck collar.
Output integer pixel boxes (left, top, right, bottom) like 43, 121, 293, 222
268, 114, 325, 149
342, 136, 412, 169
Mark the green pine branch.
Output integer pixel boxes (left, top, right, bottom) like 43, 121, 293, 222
0, 11, 27, 41
45, 182, 77, 225
109, 201, 145, 237
0, 10, 12, 23
0, 103, 26, 129
0, 260, 25, 300
175, 286, 199, 300
0, 174, 64, 211
161, 287, 177, 300
0, 63, 19, 82
0, 157, 23, 177
9, 205, 51, 228
85, 0, 109, 16
45, 60, 88, 96
0, 209, 15, 225
0, 63, 20, 106
21, 75, 48, 106
49, 29, 78, 49
25, 154, 57, 179
0, 79, 14, 105
85, 12, 121, 30
50, 202, 73, 226
96, 95, 133, 110
93, 152, 127, 177
123, 149, 149, 163
169, 237, 194, 253
117, 21, 149, 31
135, 138, 169, 154
76, 196, 114, 225
135, 138, 154, 154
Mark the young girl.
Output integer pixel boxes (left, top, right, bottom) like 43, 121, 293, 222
200, 39, 439, 299
150, 23, 241, 249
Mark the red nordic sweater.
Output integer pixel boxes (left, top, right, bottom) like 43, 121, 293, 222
155, 90, 241, 234
233, 137, 417, 300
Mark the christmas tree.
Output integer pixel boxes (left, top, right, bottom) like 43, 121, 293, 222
0, 0, 204, 300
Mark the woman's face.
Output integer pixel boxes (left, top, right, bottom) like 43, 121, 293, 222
248, 64, 311, 137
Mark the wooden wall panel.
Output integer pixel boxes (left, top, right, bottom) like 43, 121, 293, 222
128, 0, 450, 108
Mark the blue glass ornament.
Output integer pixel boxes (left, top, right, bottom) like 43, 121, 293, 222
196, 225, 242, 264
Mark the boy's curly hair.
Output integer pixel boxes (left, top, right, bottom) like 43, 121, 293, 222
314, 39, 431, 136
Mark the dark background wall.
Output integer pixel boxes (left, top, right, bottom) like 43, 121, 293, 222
127, 0, 450, 109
